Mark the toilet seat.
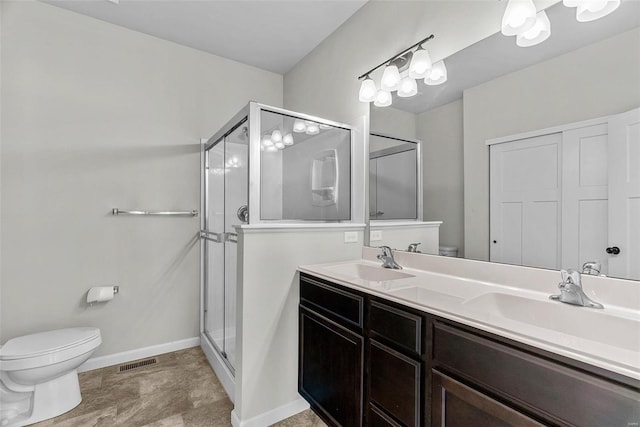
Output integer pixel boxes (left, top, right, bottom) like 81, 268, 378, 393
0, 328, 101, 371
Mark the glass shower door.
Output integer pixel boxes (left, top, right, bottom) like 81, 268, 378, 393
202, 121, 248, 373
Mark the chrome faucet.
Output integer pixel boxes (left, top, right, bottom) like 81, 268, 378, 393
550, 269, 604, 309
581, 261, 601, 276
407, 243, 421, 253
377, 246, 402, 269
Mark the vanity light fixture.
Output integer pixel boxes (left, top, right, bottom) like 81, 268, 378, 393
572, 0, 621, 22
503, 0, 621, 47
293, 119, 307, 133
305, 123, 320, 135
283, 133, 294, 146
358, 34, 443, 107
501, 0, 537, 36
516, 10, 551, 47
424, 60, 447, 85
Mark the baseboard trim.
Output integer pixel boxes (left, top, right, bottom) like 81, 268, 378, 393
78, 337, 200, 372
231, 397, 310, 427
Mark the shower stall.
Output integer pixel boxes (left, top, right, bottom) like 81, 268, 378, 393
200, 103, 355, 400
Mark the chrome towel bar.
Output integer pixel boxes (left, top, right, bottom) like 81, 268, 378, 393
112, 208, 198, 217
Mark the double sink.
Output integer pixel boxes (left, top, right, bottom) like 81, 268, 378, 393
312, 261, 640, 359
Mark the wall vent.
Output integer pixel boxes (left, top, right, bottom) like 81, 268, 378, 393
119, 358, 157, 372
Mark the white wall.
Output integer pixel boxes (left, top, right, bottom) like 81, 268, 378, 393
234, 227, 364, 423
370, 106, 417, 140
0, 1, 282, 356
417, 99, 464, 256
464, 27, 640, 260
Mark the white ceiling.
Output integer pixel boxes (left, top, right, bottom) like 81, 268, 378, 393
391, 0, 640, 114
44, 0, 368, 74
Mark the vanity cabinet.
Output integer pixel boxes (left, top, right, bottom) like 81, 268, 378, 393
299, 274, 365, 427
298, 273, 640, 427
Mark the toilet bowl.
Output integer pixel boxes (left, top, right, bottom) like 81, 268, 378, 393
0, 327, 101, 427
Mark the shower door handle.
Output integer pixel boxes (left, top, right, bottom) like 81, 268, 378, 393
225, 232, 238, 243
200, 231, 223, 243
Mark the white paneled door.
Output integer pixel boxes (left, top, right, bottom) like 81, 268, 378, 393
608, 108, 640, 280
490, 133, 562, 269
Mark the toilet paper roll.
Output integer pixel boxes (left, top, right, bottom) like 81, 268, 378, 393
87, 286, 116, 303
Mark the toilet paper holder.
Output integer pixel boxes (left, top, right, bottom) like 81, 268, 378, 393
87, 286, 119, 304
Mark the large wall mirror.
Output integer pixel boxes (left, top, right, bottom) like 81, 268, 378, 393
367, 0, 640, 281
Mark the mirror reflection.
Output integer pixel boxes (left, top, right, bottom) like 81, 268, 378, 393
367, 1, 640, 280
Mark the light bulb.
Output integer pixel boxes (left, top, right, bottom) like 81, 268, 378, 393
271, 130, 282, 143
275, 141, 285, 149
517, 10, 550, 47
305, 124, 320, 135
261, 135, 273, 147
397, 77, 418, 98
380, 64, 401, 91
373, 90, 392, 107
409, 48, 432, 79
358, 77, 377, 102
283, 133, 294, 145
576, 0, 620, 22
293, 119, 306, 133
424, 60, 447, 85
501, 0, 537, 36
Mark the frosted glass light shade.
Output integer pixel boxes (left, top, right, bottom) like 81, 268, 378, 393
380, 64, 401, 91
305, 123, 320, 135
576, 0, 620, 22
271, 130, 282, 143
261, 135, 273, 147
409, 49, 432, 79
397, 77, 418, 98
517, 11, 551, 47
501, 0, 537, 36
283, 133, 294, 145
424, 60, 447, 85
275, 141, 285, 149
266, 145, 278, 152
358, 77, 377, 102
293, 119, 306, 133
373, 90, 392, 107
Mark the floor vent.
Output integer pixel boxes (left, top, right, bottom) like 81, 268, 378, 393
119, 358, 157, 372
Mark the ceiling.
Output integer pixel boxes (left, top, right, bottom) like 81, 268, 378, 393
44, 0, 368, 74
390, 0, 640, 114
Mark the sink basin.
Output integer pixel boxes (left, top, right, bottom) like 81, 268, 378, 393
322, 263, 414, 282
464, 293, 639, 352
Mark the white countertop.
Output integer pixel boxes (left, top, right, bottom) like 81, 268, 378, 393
299, 254, 640, 382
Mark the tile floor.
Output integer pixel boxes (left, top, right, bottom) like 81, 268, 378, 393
31, 347, 325, 427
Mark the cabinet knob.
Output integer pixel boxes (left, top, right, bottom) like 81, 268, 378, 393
605, 246, 620, 255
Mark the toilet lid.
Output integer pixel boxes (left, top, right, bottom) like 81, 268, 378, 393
0, 327, 100, 360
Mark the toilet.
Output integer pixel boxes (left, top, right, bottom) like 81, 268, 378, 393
0, 327, 101, 427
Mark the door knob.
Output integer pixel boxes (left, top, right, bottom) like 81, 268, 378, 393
605, 246, 620, 255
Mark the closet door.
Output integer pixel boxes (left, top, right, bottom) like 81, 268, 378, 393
608, 108, 640, 280
561, 123, 609, 274
490, 133, 561, 269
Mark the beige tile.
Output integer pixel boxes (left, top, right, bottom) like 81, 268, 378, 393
142, 413, 185, 427
271, 409, 328, 427
32, 406, 117, 427
181, 398, 234, 427
115, 387, 192, 426
78, 369, 103, 391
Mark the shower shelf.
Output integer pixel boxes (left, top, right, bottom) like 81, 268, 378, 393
112, 208, 199, 217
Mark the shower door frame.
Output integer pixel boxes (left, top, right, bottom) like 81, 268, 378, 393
200, 105, 250, 382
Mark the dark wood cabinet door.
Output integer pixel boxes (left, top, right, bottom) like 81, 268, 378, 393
431, 370, 544, 427
299, 306, 363, 427
369, 339, 422, 427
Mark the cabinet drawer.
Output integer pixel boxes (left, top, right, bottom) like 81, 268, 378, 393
369, 300, 423, 356
369, 340, 421, 427
368, 404, 403, 427
300, 274, 364, 329
431, 370, 543, 427
433, 322, 640, 427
